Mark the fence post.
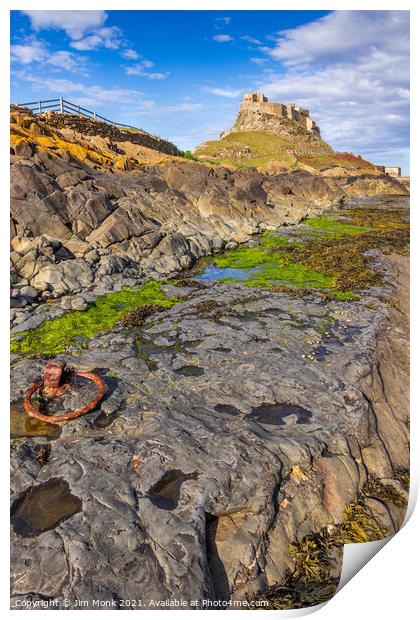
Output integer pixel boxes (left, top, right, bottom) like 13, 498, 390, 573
93, 111, 97, 120
59, 97, 63, 113
38, 100, 42, 114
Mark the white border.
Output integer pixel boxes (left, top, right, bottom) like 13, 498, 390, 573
3, 1, 417, 618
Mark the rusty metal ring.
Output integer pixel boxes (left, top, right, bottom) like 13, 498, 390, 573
24, 371, 105, 423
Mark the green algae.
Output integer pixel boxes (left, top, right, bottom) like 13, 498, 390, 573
242, 261, 333, 290
209, 246, 273, 269
11, 281, 178, 357
303, 214, 372, 236
260, 234, 290, 249
201, 202, 408, 301
204, 244, 355, 299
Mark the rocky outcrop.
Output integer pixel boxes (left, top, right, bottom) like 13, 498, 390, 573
336, 174, 410, 197
223, 107, 331, 149
10, 145, 345, 302
10, 248, 409, 608
11, 107, 180, 156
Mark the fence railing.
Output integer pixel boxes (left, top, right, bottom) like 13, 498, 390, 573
14, 97, 145, 133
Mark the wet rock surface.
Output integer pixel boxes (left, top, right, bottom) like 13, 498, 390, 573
10, 111, 409, 608
10, 244, 409, 608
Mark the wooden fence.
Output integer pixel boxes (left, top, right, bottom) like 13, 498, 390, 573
15, 97, 142, 132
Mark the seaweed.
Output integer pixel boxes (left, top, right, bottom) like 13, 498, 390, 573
11, 281, 179, 356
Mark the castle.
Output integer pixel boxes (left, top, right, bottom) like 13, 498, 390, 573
221, 92, 321, 138
242, 92, 321, 136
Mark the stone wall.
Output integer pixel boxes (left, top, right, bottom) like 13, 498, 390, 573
239, 93, 321, 136
384, 166, 402, 177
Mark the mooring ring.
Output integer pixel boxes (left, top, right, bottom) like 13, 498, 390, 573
23, 371, 105, 423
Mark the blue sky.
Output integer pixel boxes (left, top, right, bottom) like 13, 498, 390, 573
10, 10, 409, 172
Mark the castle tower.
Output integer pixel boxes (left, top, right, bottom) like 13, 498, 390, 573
243, 92, 268, 104
256, 93, 268, 103
286, 103, 295, 120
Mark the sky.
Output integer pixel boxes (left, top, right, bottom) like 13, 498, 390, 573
10, 10, 410, 173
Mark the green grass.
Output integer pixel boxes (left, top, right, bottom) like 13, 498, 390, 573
179, 149, 198, 161
194, 129, 375, 172
195, 131, 311, 169
11, 281, 178, 356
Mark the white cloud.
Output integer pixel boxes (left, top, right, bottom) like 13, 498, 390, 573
250, 57, 269, 65
22, 10, 107, 40
19, 73, 143, 106
46, 50, 88, 74
21, 10, 123, 52
213, 34, 233, 43
260, 11, 409, 166
70, 27, 123, 51
121, 48, 140, 60
11, 39, 46, 64
11, 39, 87, 74
214, 17, 231, 28
124, 60, 167, 80
269, 10, 409, 67
242, 35, 262, 45
204, 87, 241, 98
132, 102, 204, 116
147, 72, 168, 80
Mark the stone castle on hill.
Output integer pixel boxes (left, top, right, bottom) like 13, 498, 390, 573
221, 92, 322, 139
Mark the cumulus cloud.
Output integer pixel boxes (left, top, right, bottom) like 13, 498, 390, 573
213, 34, 233, 43
21, 10, 123, 52
260, 10, 409, 166
11, 39, 87, 74
22, 10, 107, 40
269, 10, 409, 67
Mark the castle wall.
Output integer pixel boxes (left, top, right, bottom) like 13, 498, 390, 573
240, 95, 321, 136
221, 92, 323, 139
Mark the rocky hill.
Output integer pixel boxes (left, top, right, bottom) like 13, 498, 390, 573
195, 94, 380, 176
10, 107, 181, 172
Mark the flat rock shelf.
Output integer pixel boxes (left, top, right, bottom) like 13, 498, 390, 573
10, 198, 409, 610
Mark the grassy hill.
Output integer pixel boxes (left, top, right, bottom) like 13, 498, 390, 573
195, 130, 378, 176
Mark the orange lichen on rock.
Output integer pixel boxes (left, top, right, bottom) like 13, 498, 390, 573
10, 110, 181, 171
